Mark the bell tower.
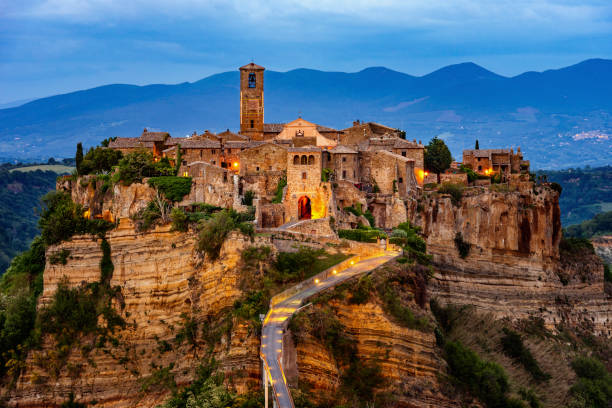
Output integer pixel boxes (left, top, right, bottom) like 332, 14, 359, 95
239, 62, 265, 140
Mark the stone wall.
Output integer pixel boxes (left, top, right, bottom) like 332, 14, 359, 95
239, 143, 287, 176
258, 203, 285, 228
360, 150, 416, 198
180, 163, 235, 208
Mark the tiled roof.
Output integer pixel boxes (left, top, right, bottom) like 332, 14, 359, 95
164, 137, 185, 146
217, 129, 248, 140
263, 123, 285, 133
287, 146, 321, 153
225, 140, 266, 149
140, 131, 170, 142
330, 145, 357, 154
240, 62, 265, 70
316, 125, 338, 133
108, 138, 154, 149
375, 149, 415, 162
180, 139, 221, 149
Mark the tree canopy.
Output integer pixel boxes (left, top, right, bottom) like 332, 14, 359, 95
424, 137, 452, 182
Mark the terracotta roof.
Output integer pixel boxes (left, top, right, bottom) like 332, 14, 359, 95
108, 138, 154, 149
263, 123, 285, 133
240, 62, 265, 71
164, 137, 185, 146
287, 146, 321, 153
217, 129, 248, 141
140, 131, 169, 142
225, 140, 266, 149
180, 139, 221, 149
375, 150, 415, 163
330, 145, 357, 154
316, 125, 339, 133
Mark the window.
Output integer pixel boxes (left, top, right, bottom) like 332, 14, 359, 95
221, 162, 227, 168
248, 73, 256, 88
399, 177, 403, 183
353, 170, 356, 177
478, 165, 482, 171
212, 160, 216, 165
212, 149, 216, 154
182, 160, 187, 165
293, 155, 300, 165
302, 172, 307, 180
250, 120, 254, 128
342, 170, 347, 178
199, 151, 203, 159
308, 155, 314, 165
223, 173, 227, 182
401, 151, 406, 157
301, 155, 307, 165
227, 148, 232, 153
342, 157, 346, 162
256, 166, 260, 172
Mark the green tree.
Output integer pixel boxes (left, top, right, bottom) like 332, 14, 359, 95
475, 139, 480, 150
80, 146, 122, 175
424, 137, 452, 183
75, 142, 83, 175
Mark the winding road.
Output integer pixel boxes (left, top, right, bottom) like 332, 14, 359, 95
260, 251, 399, 408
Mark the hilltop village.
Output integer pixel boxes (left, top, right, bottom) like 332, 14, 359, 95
105, 62, 531, 232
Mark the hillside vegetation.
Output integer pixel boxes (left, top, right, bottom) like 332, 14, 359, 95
539, 166, 612, 225
0, 169, 66, 275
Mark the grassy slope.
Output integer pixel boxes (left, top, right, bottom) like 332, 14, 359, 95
10, 164, 75, 174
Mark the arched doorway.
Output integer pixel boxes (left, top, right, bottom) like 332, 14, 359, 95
298, 196, 311, 220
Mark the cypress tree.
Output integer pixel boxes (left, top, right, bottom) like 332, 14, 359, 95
75, 142, 83, 175
475, 140, 480, 150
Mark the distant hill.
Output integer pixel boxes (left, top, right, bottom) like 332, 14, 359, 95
1, 59, 611, 169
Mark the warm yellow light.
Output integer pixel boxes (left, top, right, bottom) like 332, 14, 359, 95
333, 269, 337, 274
314, 278, 320, 284
233, 162, 239, 167
350, 260, 354, 265
424, 171, 429, 176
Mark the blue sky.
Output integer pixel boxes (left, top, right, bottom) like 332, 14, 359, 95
1, 0, 611, 104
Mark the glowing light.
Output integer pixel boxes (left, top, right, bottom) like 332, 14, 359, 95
350, 260, 354, 265
233, 162, 239, 168
314, 278, 320, 284
332, 270, 337, 274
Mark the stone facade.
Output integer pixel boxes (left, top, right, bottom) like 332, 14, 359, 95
239, 63, 265, 140
462, 147, 529, 181
360, 150, 417, 198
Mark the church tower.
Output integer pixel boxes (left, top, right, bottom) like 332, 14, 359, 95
239, 62, 265, 140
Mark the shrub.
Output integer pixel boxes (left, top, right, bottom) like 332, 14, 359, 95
131, 201, 163, 232
79, 146, 122, 175
113, 150, 174, 185
233, 290, 268, 324
379, 286, 429, 331
569, 356, 612, 408
549, 182, 562, 195
60, 393, 86, 408
242, 190, 255, 206
48, 249, 71, 265
438, 182, 463, 206
349, 275, 373, 305
559, 237, 594, 255
38, 191, 113, 245
389, 222, 430, 265
170, 208, 188, 232
454, 232, 470, 259
500, 328, 550, 382
148, 176, 192, 202
444, 340, 511, 408
100, 238, 114, 283
197, 211, 237, 260
272, 176, 287, 203
338, 228, 385, 243
321, 168, 332, 182
605, 263, 611, 283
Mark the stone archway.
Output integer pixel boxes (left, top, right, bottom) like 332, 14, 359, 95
298, 196, 311, 220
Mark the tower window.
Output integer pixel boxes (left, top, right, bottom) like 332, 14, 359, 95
402, 151, 406, 157
302, 172, 307, 180
248, 73, 256, 88
250, 120, 254, 128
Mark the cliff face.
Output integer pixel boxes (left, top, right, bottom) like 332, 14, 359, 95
413, 186, 611, 336
8, 223, 266, 407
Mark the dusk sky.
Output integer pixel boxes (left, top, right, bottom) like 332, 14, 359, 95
1, 0, 611, 104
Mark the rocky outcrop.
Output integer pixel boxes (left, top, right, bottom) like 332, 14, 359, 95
8, 223, 267, 407
593, 235, 612, 265
413, 186, 611, 336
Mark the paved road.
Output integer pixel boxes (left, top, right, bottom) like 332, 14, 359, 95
261, 252, 399, 408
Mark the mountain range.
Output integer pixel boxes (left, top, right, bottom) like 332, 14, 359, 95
1, 59, 611, 169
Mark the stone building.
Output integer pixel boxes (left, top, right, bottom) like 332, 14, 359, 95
285, 147, 329, 222
239, 63, 265, 140
462, 147, 529, 180
323, 145, 359, 183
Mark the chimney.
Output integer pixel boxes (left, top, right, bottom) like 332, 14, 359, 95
353, 120, 360, 126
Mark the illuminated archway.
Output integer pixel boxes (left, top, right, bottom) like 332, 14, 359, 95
298, 196, 311, 220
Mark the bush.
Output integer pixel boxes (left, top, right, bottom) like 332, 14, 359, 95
438, 182, 463, 206
389, 222, 431, 265
170, 208, 188, 232
444, 340, 512, 408
338, 228, 385, 243
454, 232, 470, 259
113, 150, 174, 185
272, 176, 287, 203
559, 237, 594, 255
197, 211, 236, 260
148, 176, 192, 202
379, 286, 429, 331
48, 249, 71, 265
569, 356, 612, 408
79, 146, 122, 175
38, 191, 113, 245
349, 275, 373, 305
549, 182, 562, 195
132, 201, 163, 232
241, 190, 255, 206
500, 328, 550, 382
